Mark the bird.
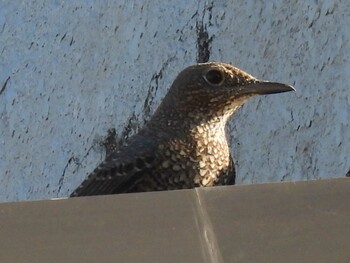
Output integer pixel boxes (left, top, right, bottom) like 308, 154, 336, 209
70, 62, 294, 197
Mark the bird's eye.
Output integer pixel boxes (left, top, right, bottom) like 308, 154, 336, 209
204, 69, 225, 86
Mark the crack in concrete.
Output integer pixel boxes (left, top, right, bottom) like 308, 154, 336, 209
101, 113, 140, 156
196, 2, 214, 63
0, 22, 5, 33
0, 76, 10, 95
143, 55, 176, 120
119, 112, 140, 143
101, 128, 118, 156
57, 145, 94, 196
57, 156, 74, 195
95, 55, 177, 167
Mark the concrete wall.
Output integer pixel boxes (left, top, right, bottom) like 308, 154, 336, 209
0, 0, 349, 202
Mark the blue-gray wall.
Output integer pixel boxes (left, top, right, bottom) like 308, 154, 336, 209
0, 1, 349, 201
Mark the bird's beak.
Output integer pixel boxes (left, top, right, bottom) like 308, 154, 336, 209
240, 81, 295, 95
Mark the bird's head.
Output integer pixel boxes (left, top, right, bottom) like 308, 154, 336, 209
151, 62, 294, 129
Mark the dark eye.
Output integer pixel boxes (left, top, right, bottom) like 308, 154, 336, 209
204, 69, 225, 86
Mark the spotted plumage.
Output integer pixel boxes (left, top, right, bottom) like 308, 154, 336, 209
70, 62, 294, 197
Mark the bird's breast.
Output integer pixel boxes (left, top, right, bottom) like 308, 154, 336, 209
192, 129, 231, 187
153, 131, 230, 187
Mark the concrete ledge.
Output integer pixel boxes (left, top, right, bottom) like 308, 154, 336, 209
1, 178, 349, 263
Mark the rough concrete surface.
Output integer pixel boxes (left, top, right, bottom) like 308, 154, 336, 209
0, 1, 349, 202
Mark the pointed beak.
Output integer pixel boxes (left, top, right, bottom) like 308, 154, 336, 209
240, 81, 295, 95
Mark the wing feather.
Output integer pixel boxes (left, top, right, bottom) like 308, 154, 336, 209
70, 135, 158, 197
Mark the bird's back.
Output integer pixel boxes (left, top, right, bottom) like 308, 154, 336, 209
70, 132, 160, 196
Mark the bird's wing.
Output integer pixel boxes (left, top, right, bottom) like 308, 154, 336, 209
70, 135, 158, 197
